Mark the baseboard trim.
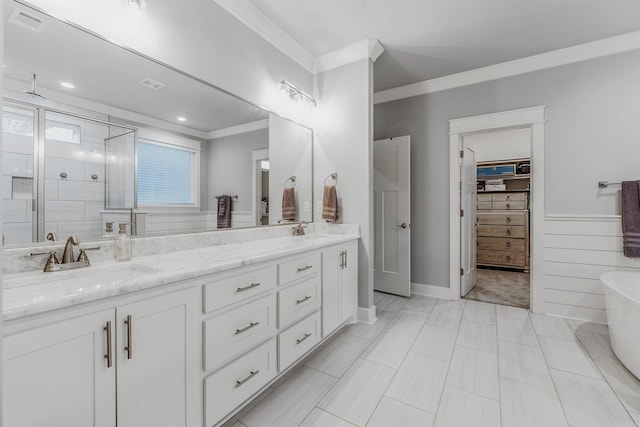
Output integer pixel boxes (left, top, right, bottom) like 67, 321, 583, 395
411, 282, 451, 299
357, 305, 377, 324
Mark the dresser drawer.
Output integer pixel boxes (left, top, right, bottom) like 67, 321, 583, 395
278, 312, 321, 371
477, 212, 526, 225
492, 201, 526, 210
278, 253, 320, 286
492, 193, 526, 202
203, 265, 277, 313
477, 225, 525, 238
204, 339, 277, 427
477, 201, 492, 210
278, 276, 320, 329
203, 295, 276, 372
476, 194, 492, 202
477, 236, 525, 252
478, 251, 525, 267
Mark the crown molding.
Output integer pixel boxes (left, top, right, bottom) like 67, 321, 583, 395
207, 118, 269, 140
375, 31, 640, 105
314, 39, 384, 74
214, 0, 315, 73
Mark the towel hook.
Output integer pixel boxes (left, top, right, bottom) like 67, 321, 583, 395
284, 176, 296, 188
324, 173, 338, 186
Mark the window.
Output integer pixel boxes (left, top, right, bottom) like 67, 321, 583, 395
137, 140, 198, 206
45, 120, 81, 144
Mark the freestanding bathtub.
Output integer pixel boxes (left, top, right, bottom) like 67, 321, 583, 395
601, 271, 640, 379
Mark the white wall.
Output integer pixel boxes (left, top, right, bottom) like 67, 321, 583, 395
374, 49, 640, 292
314, 59, 375, 309
22, 0, 314, 128
463, 128, 530, 162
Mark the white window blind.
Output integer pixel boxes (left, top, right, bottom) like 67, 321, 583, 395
137, 141, 194, 205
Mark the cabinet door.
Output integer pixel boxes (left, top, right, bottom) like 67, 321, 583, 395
116, 288, 199, 427
322, 246, 342, 337
4, 309, 116, 427
340, 243, 358, 324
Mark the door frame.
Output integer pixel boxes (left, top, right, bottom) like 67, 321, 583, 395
251, 148, 269, 226
448, 106, 545, 313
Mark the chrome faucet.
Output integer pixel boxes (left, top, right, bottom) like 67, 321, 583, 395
292, 221, 308, 236
62, 235, 79, 263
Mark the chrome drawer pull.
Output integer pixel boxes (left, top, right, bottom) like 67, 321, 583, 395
235, 370, 260, 388
235, 321, 259, 335
236, 282, 260, 293
296, 333, 312, 344
124, 315, 132, 360
296, 295, 312, 305
297, 265, 313, 272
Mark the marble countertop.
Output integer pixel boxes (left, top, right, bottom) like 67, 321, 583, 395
3, 233, 359, 321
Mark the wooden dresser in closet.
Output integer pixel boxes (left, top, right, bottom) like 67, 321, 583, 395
476, 192, 529, 271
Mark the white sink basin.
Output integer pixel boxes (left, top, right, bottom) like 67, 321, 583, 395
4, 263, 161, 290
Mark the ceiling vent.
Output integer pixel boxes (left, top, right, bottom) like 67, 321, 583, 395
139, 78, 166, 90
9, 8, 47, 33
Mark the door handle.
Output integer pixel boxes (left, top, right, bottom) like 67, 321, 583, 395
399, 223, 408, 229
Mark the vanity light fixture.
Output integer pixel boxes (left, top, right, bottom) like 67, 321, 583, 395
280, 80, 316, 106
177, 117, 187, 122
59, 82, 74, 89
128, 0, 147, 9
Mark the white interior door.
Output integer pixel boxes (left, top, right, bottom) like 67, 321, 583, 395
374, 136, 411, 297
460, 146, 477, 296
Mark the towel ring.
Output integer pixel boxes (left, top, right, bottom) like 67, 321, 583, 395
324, 173, 338, 186
284, 176, 296, 188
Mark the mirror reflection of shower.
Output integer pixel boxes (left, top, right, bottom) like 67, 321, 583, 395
2, 102, 136, 244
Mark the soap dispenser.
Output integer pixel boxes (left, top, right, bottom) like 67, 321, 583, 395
114, 223, 132, 261
103, 221, 115, 238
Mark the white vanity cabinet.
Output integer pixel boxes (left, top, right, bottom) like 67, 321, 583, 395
3, 287, 200, 427
322, 241, 358, 337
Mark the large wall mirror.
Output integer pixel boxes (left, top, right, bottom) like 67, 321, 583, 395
2, 1, 313, 246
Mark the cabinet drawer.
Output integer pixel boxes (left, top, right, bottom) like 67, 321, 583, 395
478, 251, 525, 267
278, 253, 320, 286
492, 201, 526, 210
278, 277, 320, 329
476, 194, 492, 202
477, 237, 525, 252
477, 212, 526, 225
203, 295, 276, 372
477, 201, 492, 210
492, 193, 526, 202
477, 225, 525, 238
204, 339, 277, 427
203, 265, 277, 313
278, 312, 321, 371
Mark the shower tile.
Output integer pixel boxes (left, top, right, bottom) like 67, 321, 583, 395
318, 359, 395, 427
539, 335, 602, 379
551, 368, 634, 427
530, 313, 576, 341
389, 309, 428, 335
45, 157, 85, 181
85, 202, 105, 222
58, 180, 104, 202
385, 352, 449, 414
57, 220, 102, 241
361, 329, 414, 369
456, 320, 497, 354
434, 386, 500, 427
411, 325, 457, 362
3, 200, 29, 223
500, 377, 568, 427
446, 345, 499, 400
367, 397, 435, 427
45, 179, 59, 200
3, 152, 31, 177
3, 132, 34, 155
462, 300, 496, 325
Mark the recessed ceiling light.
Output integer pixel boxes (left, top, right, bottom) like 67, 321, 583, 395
60, 82, 74, 89
177, 117, 187, 122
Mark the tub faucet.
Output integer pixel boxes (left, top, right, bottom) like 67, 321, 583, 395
62, 235, 79, 263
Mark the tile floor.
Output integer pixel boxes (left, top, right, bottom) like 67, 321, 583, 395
226, 293, 640, 427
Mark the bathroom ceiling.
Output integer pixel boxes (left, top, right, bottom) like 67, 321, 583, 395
247, 0, 640, 91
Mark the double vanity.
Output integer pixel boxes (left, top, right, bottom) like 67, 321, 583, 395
3, 224, 359, 427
